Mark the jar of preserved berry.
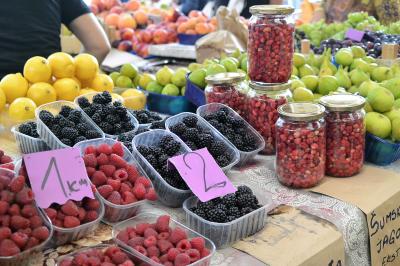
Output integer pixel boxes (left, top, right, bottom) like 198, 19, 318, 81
246, 81, 292, 154
319, 94, 366, 177
276, 103, 326, 188
248, 5, 295, 84
205, 72, 248, 116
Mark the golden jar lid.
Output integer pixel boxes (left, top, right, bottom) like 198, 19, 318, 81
249, 81, 290, 91
249, 5, 295, 15
319, 94, 365, 112
278, 102, 325, 121
205, 72, 246, 85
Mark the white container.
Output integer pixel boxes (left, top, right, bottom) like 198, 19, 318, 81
132, 130, 192, 207
11, 120, 50, 154
197, 103, 265, 166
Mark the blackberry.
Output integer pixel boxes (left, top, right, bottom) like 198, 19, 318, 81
160, 136, 174, 148
150, 121, 165, 129
124, 123, 135, 131
182, 116, 198, 127
216, 110, 227, 122
77, 97, 90, 108
210, 197, 222, 205
235, 127, 247, 137
91, 113, 102, 124
170, 122, 187, 135
115, 106, 127, 117
208, 119, 222, 131
68, 113, 81, 124
208, 141, 226, 157
193, 208, 207, 219
58, 117, 75, 128
185, 141, 197, 150
158, 154, 169, 167
61, 127, 79, 140
216, 155, 230, 167
207, 208, 227, 223
60, 138, 72, 146
137, 145, 151, 157
83, 107, 95, 117
236, 194, 258, 209
182, 128, 199, 142
99, 122, 113, 134
214, 203, 227, 213
106, 114, 120, 124
164, 140, 181, 156
18, 123, 32, 136
74, 136, 86, 143
27, 122, 37, 130
241, 207, 254, 216
243, 134, 257, 149
137, 113, 149, 123
226, 215, 237, 222
85, 130, 102, 139
59, 106, 73, 117
220, 107, 230, 114
114, 123, 122, 134
150, 113, 162, 121
113, 101, 123, 107
102, 105, 113, 116
39, 110, 54, 126
145, 154, 158, 167
101, 91, 112, 104
93, 94, 106, 104
197, 201, 214, 213
221, 194, 237, 208
227, 207, 241, 218
196, 133, 213, 148
149, 147, 163, 155
204, 114, 216, 121
232, 136, 244, 150
232, 118, 245, 128
236, 185, 252, 195
76, 123, 89, 135
51, 124, 62, 138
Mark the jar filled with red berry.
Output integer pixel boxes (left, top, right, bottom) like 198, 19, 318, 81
319, 94, 366, 177
205, 72, 248, 116
248, 5, 295, 84
276, 103, 326, 188
246, 81, 292, 155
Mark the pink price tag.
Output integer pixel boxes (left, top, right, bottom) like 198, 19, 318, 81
168, 148, 236, 202
23, 148, 94, 208
345, 29, 365, 42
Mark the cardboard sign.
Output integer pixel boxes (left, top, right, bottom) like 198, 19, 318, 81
23, 148, 94, 208
168, 148, 236, 202
345, 29, 365, 42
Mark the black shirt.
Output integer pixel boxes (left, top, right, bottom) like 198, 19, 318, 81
0, 0, 90, 78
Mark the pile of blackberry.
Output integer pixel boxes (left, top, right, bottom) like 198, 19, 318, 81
189, 185, 261, 223
117, 128, 149, 152
131, 110, 162, 124
77, 91, 135, 136
170, 115, 232, 167
39, 106, 102, 146
137, 135, 189, 190
203, 108, 257, 152
18, 121, 39, 138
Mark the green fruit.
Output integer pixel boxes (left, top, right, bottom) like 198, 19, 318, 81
292, 66, 299, 76
381, 78, 400, 99
335, 48, 353, 66
395, 99, 400, 109
220, 58, 238, 72
146, 81, 163, 94
367, 86, 394, 113
290, 80, 305, 91
293, 53, 306, 68
313, 93, 323, 103
203, 59, 218, 66
363, 56, 376, 64
138, 73, 155, 89
120, 64, 138, 79
115, 75, 133, 88
318, 75, 339, 95
350, 69, 369, 86
189, 69, 207, 88
228, 57, 240, 67
359, 80, 378, 97
240, 57, 248, 72
384, 108, 400, 121
301, 75, 318, 92
364, 101, 373, 112
156, 66, 174, 86
171, 70, 187, 88
366, 112, 392, 139
231, 49, 241, 59
188, 63, 202, 72
348, 86, 360, 94
351, 46, 366, 59
312, 66, 320, 75
299, 64, 314, 78
371, 66, 393, 82
181, 86, 186, 95
392, 118, 400, 141
290, 75, 299, 80
161, 84, 180, 96
206, 64, 226, 76
109, 72, 121, 84
335, 66, 351, 89
293, 87, 314, 102
133, 74, 141, 87
350, 58, 370, 72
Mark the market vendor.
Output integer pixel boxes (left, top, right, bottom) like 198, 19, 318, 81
0, 0, 111, 79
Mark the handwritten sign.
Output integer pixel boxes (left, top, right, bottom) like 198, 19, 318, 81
328, 259, 342, 266
168, 148, 236, 202
23, 148, 94, 208
345, 28, 365, 42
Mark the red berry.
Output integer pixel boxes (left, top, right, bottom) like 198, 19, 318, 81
21, 204, 38, 218
83, 154, 97, 168
176, 239, 191, 252
190, 237, 205, 251
86, 167, 96, 177
117, 230, 130, 244
84, 145, 97, 155
107, 179, 121, 191
160, 253, 169, 263
1, 191, 15, 203
16, 188, 34, 205
134, 245, 147, 256
83, 198, 100, 210
11, 215, 30, 230
174, 253, 191, 266
113, 169, 128, 181
147, 246, 160, 257
109, 154, 127, 168
163, 262, 173, 266
96, 153, 109, 165
144, 228, 158, 238
0, 155, 12, 164
144, 235, 157, 248
169, 228, 188, 245
186, 249, 201, 262
107, 191, 122, 205
157, 232, 170, 240
0, 227, 11, 241
122, 191, 137, 204
0, 215, 10, 227
201, 248, 211, 258
119, 183, 131, 193
112, 142, 125, 157
29, 215, 43, 228
57, 211, 65, 221
135, 223, 150, 236
145, 188, 157, 201
126, 165, 139, 183
0, 175, 11, 188
0, 239, 20, 256
0, 201, 9, 215
155, 215, 170, 233
99, 165, 116, 177
127, 237, 144, 248
54, 219, 63, 227
167, 248, 180, 261
97, 185, 113, 198
8, 175, 25, 193
78, 207, 86, 221
8, 204, 20, 216
111, 251, 128, 264
61, 200, 79, 216
135, 176, 151, 188
25, 236, 40, 249
119, 261, 134, 266
84, 210, 98, 222
32, 226, 50, 241
98, 143, 113, 155
150, 256, 160, 263
44, 208, 57, 220
157, 239, 173, 253
133, 183, 146, 200
91, 171, 107, 186
64, 216, 81, 228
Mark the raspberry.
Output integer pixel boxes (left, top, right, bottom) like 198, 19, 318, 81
96, 153, 109, 165
135, 176, 151, 188
174, 253, 191, 266
0, 163, 14, 171
190, 237, 205, 251
16, 188, 34, 205
98, 143, 113, 155
54, 219, 63, 227
83, 198, 100, 210
97, 185, 113, 198
119, 183, 131, 193
0, 175, 11, 187
186, 249, 201, 262
155, 215, 170, 233
84, 210, 98, 222
21, 204, 38, 218
112, 142, 124, 157
151, 256, 160, 263
167, 248, 180, 261
201, 248, 211, 258
44, 208, 57, 220
87, 257, 101, 265
1, 190, 15, 203
133, 183, 146, 200
8, 175, 25, 193
25, 236, 39, 249
111, 251, 128, 264
157, 232, 170, 241
160, 253, 169, 263
99, 165, 116, 177
64, 216, 81, 228
86, 167, 96, 177
0, 227, 11, 241
134, 245, 147, 256
122, 191, 137, 204
0, 215, 10, 227
126, 165, 139, 183
57, 211, 65, 221
84, 145, 97, 155
78, 207, 86, 221
135, 223, 150, 235
107, 179, 121, 191
163, 262, 174, 266
117, 230, 130, 244
107, 191, 122, 205
8, 204, 20, 217
109, 154, 127, 168
61, 200, 79, 216
29, 215, 43, 228
0, 155, 12, 164
0, 201, 9, 215
147, 246, 160, 257
144, 228, 158, 238
113, 169, 128, 181
128, 230, 137, 239
144, 235, 157, 248
32, 226, 50, 241
11, 215, 30, 230
91, 171, 107, 186
83, 154, 97, 168
169, 228, 188, 245
127, 237, 144, 248
145, 188, 157, 201
176, 239, 191, 252
157, 239, 173, 253
0, 239, 20, 256
119, 261, 134, 266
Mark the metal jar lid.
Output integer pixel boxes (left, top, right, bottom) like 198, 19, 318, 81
278, 102, 325, 121
249, 81, 290, 92
249, 5, 295, 15
205, 72, 246, 85
319, 94, 365, 112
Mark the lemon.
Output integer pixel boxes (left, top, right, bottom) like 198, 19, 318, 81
79, 88, 97, 96
0, 73, 29, 103
79, 78, 94, 88
72, 77, 82, 87
138, 73, 155, 89
48, 52, 75, 78
9, 97, 37, 121
53, 78, 80, 101
91, 74, 114, 92
74, 53, 99, 81
121, 89, 146, 110
23, 56, 52, 83
27, 82, 57, 107
0, 89, 5, 111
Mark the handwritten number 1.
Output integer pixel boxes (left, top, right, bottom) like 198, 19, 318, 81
41, 157, 68, 197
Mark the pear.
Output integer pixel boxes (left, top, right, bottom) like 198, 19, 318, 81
367, 86, 394, 113
350, 69, 369, 86
290, 80, 305, 91
359, 80, 379, 97
366, 112, 392, 139
392, 118, 400, 142
335, 48, 353, 66
350, 58, 370, 73
306, 52, 318, 67
391, 62, 400, 77
348, 86, 361, 94
292, 65, 299, 76
299, 64, 315, 78
351, 46, 366, 58
384, 108, 400, 121
371, 66, 393, 82
319, 54, 336, 76
293, 53, 306, 68
381, 78, 400, 99
335, 66, 351, 89
364, 101, 373, 112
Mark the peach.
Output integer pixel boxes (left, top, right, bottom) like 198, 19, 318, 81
125, 0, 140, 11
177, 16, 189, 24
139, 30, 152, 43
186, 19, 197, 29
110, 6, 124, 14
185, 29, 197, 35
177, 23, 188, 34
105, 13, 119, 27
118, 13, 137, 29
153, 29, 168, 44
121, 28, 134, 40
195, 23, 210, 35
188, 10, 203, 18
118, 40, 132, 51
196, 16, 207, 23
134, 10, 148, 25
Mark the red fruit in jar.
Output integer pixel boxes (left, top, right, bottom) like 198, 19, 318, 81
205, 84, 248, 116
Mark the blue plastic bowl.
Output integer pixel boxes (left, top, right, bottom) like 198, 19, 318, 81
178, 34, 205, 45
184, 73, 206, 107
365, 133, 400, 166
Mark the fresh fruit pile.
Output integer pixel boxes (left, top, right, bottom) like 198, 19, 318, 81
137, 135, 189, 190
44, 198, 100, 229
202, 107, 258, 152
17, 121, 39, 138
38, 105, 102, 146
131, 110, 162, 124
59, 245, 135, 266
0, 150, 13, 170
0, 174, 50, 256
83, 142, 157, 205
149, 119, 167, 130
142, 66, 188, 97
189, 185, 261, 223
169, 116, 233, 167
118, 128, 150, 153
77, 91, 136, 136
116, 215, 211, 265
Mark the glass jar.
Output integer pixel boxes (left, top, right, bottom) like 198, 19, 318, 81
246, 81, 292, 154
248, 5, 295, 84
205, 72, 248, 116
319, 94, 366, 177
276, 103, 326, 188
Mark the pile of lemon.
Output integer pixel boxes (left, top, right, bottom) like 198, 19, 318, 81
0, 52, 114, 121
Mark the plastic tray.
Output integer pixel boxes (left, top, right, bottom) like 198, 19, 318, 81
131, 130, 192, 207
197, 103, 265, 166
185, 73, 206, 107
177, 33, 205, 45
74, 138, 154, 224
35, 100, 105, 150
165, 112, 240, 173
112, 213, 216, 266
0, 169, 54, 266
365, 133, 400, 166
11, 120, 50, 154
74, 92, 139, 139
183, 182, 272, 249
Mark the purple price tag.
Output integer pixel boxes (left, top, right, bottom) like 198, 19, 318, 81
168, 148, 236, 202
345, 29, 365, 42
23, 148, 94, 208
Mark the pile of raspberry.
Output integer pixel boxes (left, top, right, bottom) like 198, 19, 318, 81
0, 175, 50, 256
116, 215, 211, 266
59, 245, 135, 266
83, 142, 157, 205
0, 150, 13, 171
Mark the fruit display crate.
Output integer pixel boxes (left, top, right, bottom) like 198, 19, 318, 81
365, 133, 400, 165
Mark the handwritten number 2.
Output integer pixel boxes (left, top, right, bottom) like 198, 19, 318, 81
41, 157, 68, 197
183, 152, 226, 192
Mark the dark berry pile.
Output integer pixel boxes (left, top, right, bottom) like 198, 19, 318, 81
137, 135, 189, 190
203, 107, 258, 152
190, 185, 261, 223
131, 110, 162, 124
18, 122, 39, 138
170, 115, 232, 167
149, 119, 167, 130
77, 91, 135, 136
117, 128, 149, 152
39, 106, 102, 146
